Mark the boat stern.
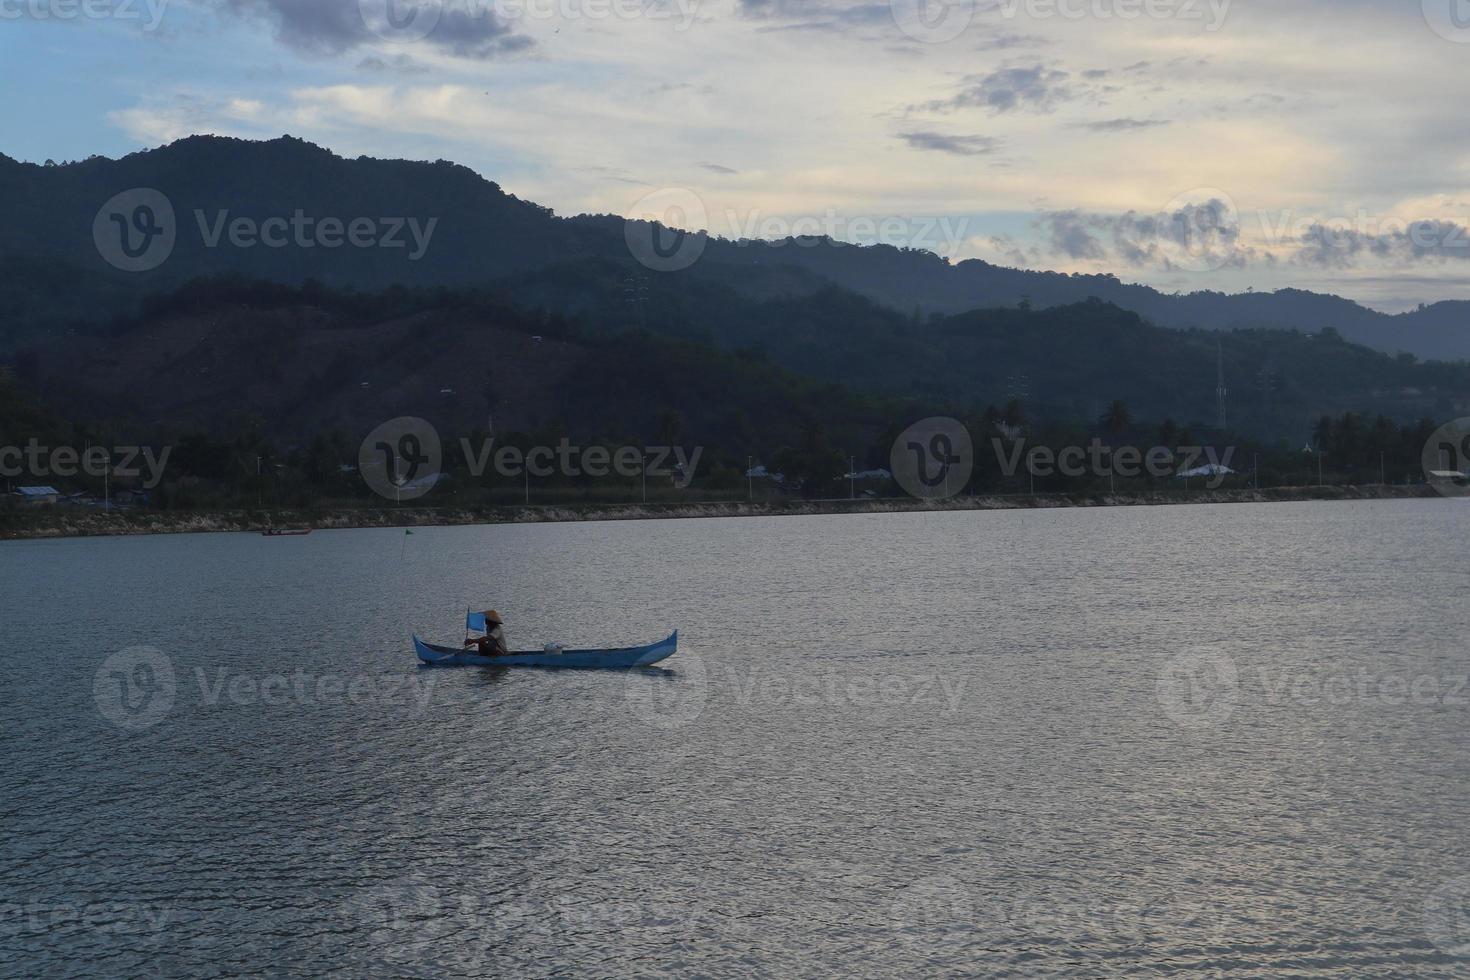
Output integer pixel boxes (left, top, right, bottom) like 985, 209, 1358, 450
632, 630, 679, 667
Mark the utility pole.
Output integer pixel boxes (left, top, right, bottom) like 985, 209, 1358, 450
1256, 366, 1276, 419
623, 275, 649, 330
1318, 452, 1324, 486
1215, 340, 1228, 432
1380, 452, 1385, 486
849, 456, 855, 500
642, 452, 647, 503
748, 456, 753, 502
1253, 452, 1259, 490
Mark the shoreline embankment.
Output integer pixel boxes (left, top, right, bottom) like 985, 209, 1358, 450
0, 484, 1440, 541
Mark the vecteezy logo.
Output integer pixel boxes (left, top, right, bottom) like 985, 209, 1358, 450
1160, 188, 1240, 273
1425, 875, 1470, 957
1422, 417, 1470, 497
93, 188, 176, 273
359, 0, 444, 42
1156, 647, 1238, 729
94, 646, 177, 731
890, 416, 973, 500
340, 879, 445, 961
624, 188, 708, 272
623, 649, 708, 730
890, 874, 976, 956
889, 0, 973, 43
1424, 0, 1470, 42
359, 416, 443, 501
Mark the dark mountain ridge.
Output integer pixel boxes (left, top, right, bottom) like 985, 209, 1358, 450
3, 134, 1470, 361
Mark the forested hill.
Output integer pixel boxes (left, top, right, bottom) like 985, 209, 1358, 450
3, 135, 1470, 361
14, 278, 1469, 446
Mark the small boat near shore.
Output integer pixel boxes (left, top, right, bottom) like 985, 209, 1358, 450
413, 631, 678, 669
262, 528, 312, 536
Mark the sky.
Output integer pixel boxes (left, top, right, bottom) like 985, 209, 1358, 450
4, 0, 1470, 311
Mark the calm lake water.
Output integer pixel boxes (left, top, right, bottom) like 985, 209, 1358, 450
4, 499, 1470, 977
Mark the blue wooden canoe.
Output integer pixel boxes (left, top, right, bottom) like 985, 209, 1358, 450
413, 631, 677, 669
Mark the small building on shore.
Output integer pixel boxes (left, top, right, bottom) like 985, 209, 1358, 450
1428, 469, 1469, 489
14, 486, 60, 506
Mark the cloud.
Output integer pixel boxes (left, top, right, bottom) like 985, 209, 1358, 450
358, 53, 430, 74
988, 233, 1041, 267
222, 0, 363, 55
922, 65, 1074, 115
699, 161, 740, 174
579, 164, 648, 186
646, 81, 717, 97
975, 30, 1049, 51
223, 0, 531, 60
1035, 199, 1254, 270
1295, 220, 1470, 268
433, 7, 534, 58
1040, 209, 1107, 261
737, 0, 892, 33
898, 131, 1002, 156
1076, 118, 1169, 132
109, 94, 265, 144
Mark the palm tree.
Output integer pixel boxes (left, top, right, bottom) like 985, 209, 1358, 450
655, 407, 684, 447
1312, 415, 1334, 453
1101, 400, 1132, 435
1336, 412, 1364, 463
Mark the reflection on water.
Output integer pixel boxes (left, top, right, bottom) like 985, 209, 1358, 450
3, 499, 1470, 976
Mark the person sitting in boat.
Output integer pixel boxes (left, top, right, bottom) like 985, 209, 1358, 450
466, 610, 508, 657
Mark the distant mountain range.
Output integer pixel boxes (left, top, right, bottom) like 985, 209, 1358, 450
2, 134, 1468, 362
6, 135, 1470, 452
